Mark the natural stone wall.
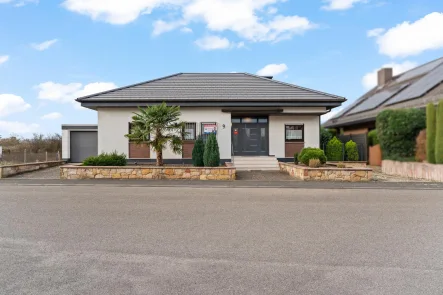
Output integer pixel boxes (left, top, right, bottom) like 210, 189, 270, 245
61, 165, 236, 180
280, 162, 372, 182
0, 161, 65, 178
382, 160, 443, 182
327, 161, 367, 168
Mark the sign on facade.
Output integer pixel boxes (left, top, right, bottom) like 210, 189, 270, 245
202, 123, 217, 134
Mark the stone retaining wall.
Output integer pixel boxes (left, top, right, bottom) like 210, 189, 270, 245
60, 165, 236, 180
0, 161, 65, 178
382, 160, 443, 182
280, 162, 372, 182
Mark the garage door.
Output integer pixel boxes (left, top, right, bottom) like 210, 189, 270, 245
70, 131, 98, 163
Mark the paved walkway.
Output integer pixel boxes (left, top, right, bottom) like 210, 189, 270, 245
8, 166, 61, 179
236, 170, 297, 181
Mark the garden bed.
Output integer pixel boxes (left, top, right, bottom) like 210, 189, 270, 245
327, 161, 367, 168
279, 162, 373, 182
60, 164, 236, 180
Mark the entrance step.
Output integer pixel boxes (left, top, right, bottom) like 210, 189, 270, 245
233, 156, 280, 171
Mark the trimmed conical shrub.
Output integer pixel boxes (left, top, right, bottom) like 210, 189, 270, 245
203, 133, 220, 167
326, 136, 343, 161
426, 103, 437, 163
436, 101, 443, 164
345, 140, 359, 161
192, 137, 205, 167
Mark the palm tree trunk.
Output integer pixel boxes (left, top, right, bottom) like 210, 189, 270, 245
156, 128, 163, 166
156, 149, 163, 166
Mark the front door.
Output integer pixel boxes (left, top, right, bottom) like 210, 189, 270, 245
232, 117, 268, 156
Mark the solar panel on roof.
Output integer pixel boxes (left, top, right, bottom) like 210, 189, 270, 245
386, 64, 443, 105
395, 58, 443, 83
347, 84, 410, 115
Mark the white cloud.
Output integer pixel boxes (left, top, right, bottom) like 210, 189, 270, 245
0, 94, 31, 117
256, 63, 288, 76
195, 35, 231, 50
180, 26, 193, 33
41, 112, 62, 120
367, 28, 385, 37
36, 81, 117, 107
361, 61, 418, 89
62, 0, 316, 43
372, 12, 443, 58
322, 0, 365, 11
0, 121, 39, 134
267, 7, 278, 14
0, 55, 9, 65
31, 39, 58, 51
0, 0, 38, 6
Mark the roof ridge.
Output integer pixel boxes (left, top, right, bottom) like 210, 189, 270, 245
242, 72, 346, 101
76, 73, 183, 101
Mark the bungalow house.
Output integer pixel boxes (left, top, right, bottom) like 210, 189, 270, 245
323, 57, 443, 135
62, 73, 345, 169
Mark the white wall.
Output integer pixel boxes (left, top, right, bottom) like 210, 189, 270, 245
97, 107, 232, 159
269, 115, 320, 158
62, 130, 70, 159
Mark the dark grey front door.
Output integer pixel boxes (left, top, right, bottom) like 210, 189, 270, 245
232, 118, 268, 156
70, 131, 98, 163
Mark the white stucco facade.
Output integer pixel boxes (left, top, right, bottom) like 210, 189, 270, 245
97, 107, 232, 159
96, 107, 323, 160
269, 115, 320, 158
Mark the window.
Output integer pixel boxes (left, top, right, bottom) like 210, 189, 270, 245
242, 117, 258, 123
128, 123, 149, 142
231, 118, 241, 123
258, 118, 268, 123
183, 122, 197, 140
285, 125, 304, 142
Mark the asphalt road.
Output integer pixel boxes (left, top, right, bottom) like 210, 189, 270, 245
0, 185, 442, 295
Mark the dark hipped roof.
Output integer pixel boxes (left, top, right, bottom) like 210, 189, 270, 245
76, 73, 345, 102
324, 57, 443, 128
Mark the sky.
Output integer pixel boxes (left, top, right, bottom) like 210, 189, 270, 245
1, 0, 443, 137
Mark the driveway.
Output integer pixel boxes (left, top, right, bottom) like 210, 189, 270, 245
8, 166, 61, 179
0, 185, 442, 294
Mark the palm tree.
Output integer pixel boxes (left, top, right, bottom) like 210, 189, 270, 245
125, 103, 185, 166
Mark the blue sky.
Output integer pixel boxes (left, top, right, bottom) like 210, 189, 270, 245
1, 0, 443, 137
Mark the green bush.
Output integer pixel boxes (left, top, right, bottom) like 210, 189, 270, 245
192, 137, 205, 167
83, 151, 127, 166
376, 108, 426, 160
298, 148, 327, 166
320, 128, 333, 150
203, 133, 220, 167
426, 103, 437, 164
345, 140, 359, 161
368, 130, 379, 147
294, 152, 299, 164
326, 137, 343, 161
436, 101, 443, 164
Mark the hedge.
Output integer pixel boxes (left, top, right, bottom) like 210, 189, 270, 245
83, 151, 127, 166
426, 103, 436, 164
436, 101, 443, 164
345, 140, 359, 161
368, 130, 379, 147
192, 137, 205, 167
320, 128, 333, 150
326, 137, 343, 161
376, 108, 426, 160
203, 133, 220, 167
298, 148, 327, 166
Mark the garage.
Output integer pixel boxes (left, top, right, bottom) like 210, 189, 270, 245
62, 125, 98, 163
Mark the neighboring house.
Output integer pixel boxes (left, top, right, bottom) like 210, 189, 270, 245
62, 73, 344, 164
324, 57, 443, 135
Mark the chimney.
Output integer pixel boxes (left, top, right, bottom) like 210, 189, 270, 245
377, 68, 393, 86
